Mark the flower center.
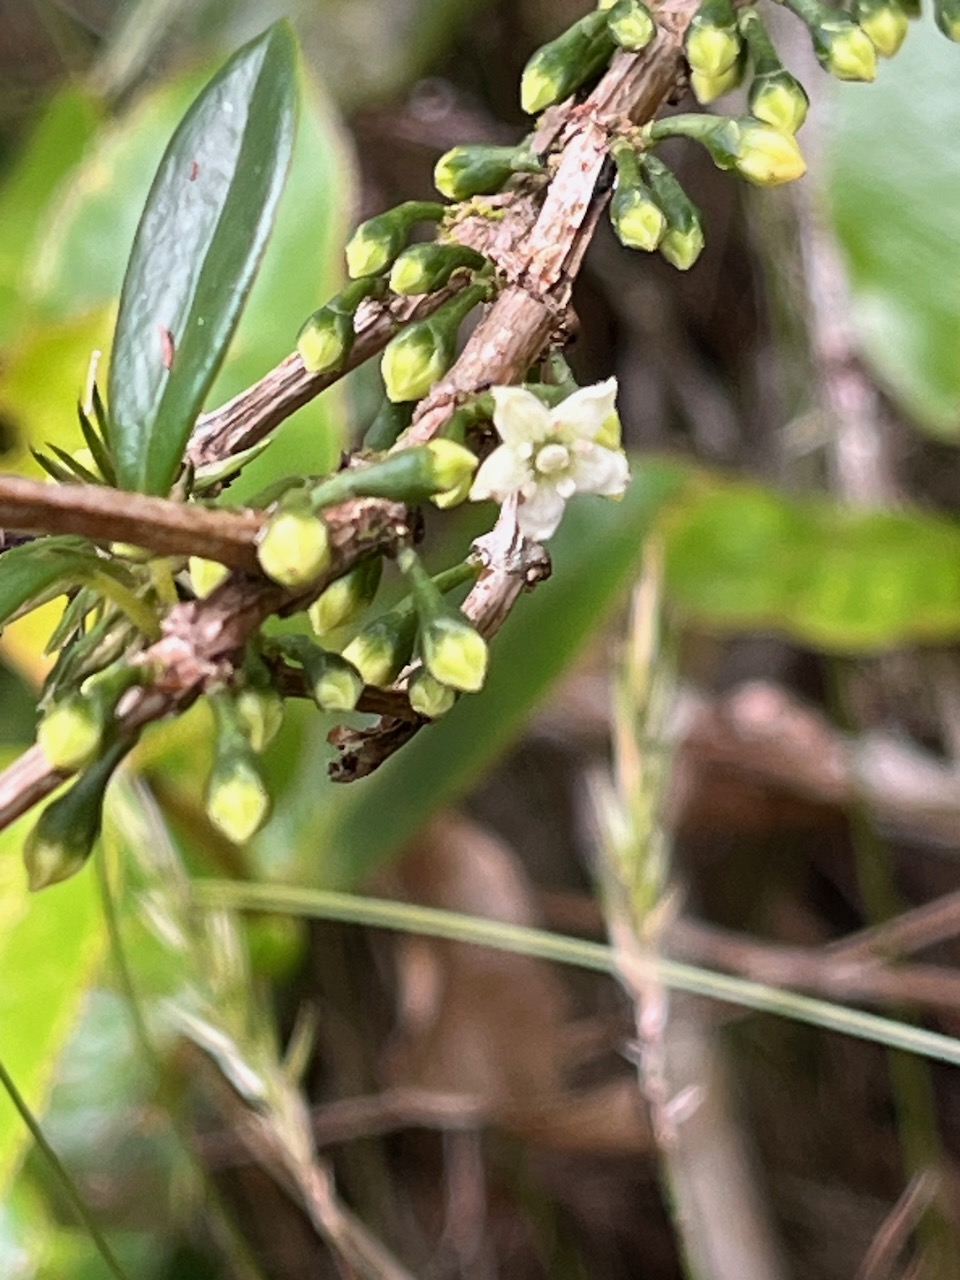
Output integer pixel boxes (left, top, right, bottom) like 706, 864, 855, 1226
534, 442, 571, 477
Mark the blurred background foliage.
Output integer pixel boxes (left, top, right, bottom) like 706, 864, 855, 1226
3, 0, 960, 1277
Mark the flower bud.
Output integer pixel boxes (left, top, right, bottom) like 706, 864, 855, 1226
289, 641, 365, 712
856, 0, 909, 54
389, 243, 486, 296
24, 741, 131, 891
37, 693, 104, 771
431, 473, 474, 510
235, 687, 285, 753
935, 0, 960, 38
521, 10, 613, 114
381, 284, 487, 402
189, 556, 230, 599
685, 0, 742, 76
610, 144, 665, 251
408, 669, 458, 719
783, 0, 878, 78
642, 156, 705, 271
425, 439, 478, 492
306, 442, 478, 509
345, 202, 444, 278
297, 306, 354, 375
607, 0, 656, 50
733, 119, 807, 185
257, 507, 331, 588
341, 608, 419, 688
420, 613, 489, 693
434, 145, 543, 201
206, 750, 271, 844
309, 558, 383, 635
690, 51, 746, 104
749, 70, 809, 134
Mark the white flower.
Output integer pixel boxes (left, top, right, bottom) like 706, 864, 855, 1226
469, 378, 630, 541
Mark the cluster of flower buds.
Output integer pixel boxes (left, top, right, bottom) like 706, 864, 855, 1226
608, 143, 707, 269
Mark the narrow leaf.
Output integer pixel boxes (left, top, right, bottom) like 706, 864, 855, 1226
0, 539, 102, 629
108, 22, 298, 495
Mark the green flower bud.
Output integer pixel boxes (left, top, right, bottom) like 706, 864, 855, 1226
646, 114, 806, 186
732, 119, 807, 185
37, 693, 105, 771
783, 0, 878, 78
521, 10, 614, 114
309, 558, 383, 635
206, 750, 271, 844
235, 687, 285, 753
685, 0, 741, 76
189, 556, 230, 599
307, 441, 478, 509
341, 608, 419, 689
749, 70, 810, 134
257, 507, 331, 588
297, 306, 353, 375
362, 398, 415, 452
434, 145, 543, 201
408, 668, 458, 719
690, 51, 746, 104
420, 613, 489, 693
642, 156, 705, 271
856, 0, 909, 54
425, 439, 479, 492
607, 0, 656, 50
934, 0, 960, 35
345, 202, 444, 278
24, 742, 130, 891
610, 143, 664, 252
431, 472, 474, 510
285, 639, 365, 711
389, 243, 487, 295
381, 283, 487, 403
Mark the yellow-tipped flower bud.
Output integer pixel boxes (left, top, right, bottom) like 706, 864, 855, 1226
37, 694, 104, 771
341, 610, 418, 689
611, 185, 666, 251
309, 558, 383, 636
295, 643, 365, 711
690, 53, 745, 104
206, 752, 271, 845
608, 0, 656, 50
812, 16, 878, 78
685, 0, 742, 75
408, 669, 458, 719
345, 202, 444, 278
235, 687, 285, 753
733, 119, 807, 185
388, 243, 486, 296
520, 11, 613, 114
434, 145, 542, 200
749, 70, 810, 134
420, 613, 489, 693
381, 283, 487, 403
257, 509, 331, 588
642, 155, 706, 272
189, 556, 230, 599
856, 0, 909, 53
297, 307, 353, 374
431, 473, 474, 510
425, 439, 478, 493
24, 742, 129, 891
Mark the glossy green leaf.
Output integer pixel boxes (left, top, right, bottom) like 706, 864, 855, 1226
0, 539, 102, 629
662, 473, 960, 649
826, 19, 960, 438
108, 22, 298, 495
312, 459, 689, 888
0, 791, 104, 1198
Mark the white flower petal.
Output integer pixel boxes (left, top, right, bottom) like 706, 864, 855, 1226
517, 483, 567, 541
491, 386, 552, 447
470, 445, 532, 502
550, 377, 619, 442
570, 444, 630, 497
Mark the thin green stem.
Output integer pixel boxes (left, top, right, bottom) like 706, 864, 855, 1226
192, 880, 960, 1069
0, 1052, 131, 1280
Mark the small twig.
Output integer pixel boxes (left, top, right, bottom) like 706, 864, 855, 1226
856, 1169, 941, 1280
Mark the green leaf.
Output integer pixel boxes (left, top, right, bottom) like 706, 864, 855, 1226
0, 539, 102, 629
0, 791, 104, 1198
108, 22, 298, 495
312, 459, 688, 888
661, 472, 960, 649
826, 19, 960, 438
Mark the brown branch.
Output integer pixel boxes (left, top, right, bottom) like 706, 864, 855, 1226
0, 474, 263, 571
